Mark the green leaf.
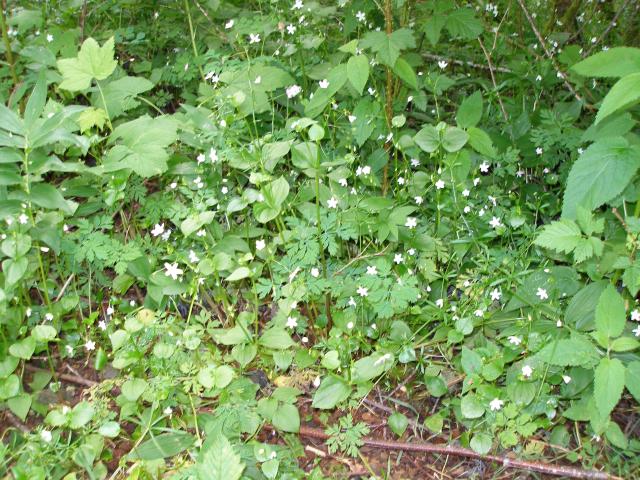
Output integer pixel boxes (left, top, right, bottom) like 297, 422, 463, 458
423, 16, 445, 45
24, 71, 47, 130
351, 352, 393, 383
0, 375, 20, 400
595, 285, 626, 338
181, 211, 215, 237
534, 219, 581, 254
133, 432, 195, 460
470, 433, 492, 454
105, 115, 178, 177
312, 375, 351, 409
360, 28, 415, 67
259, 328, 295, 350
262, 141, 291, 172
347, 55, 370, 94
32, 325, 57, 342
304, 64, 348, 117
456, 91, 482, 128
594, 357, 625, 418
466, 127, 495, 157
537, 336, 599, 367
95, 76, 154, 118
121, 378, 148, 402
226, 266, 251, 282
99, 421, 121, 438
197, 435, 245, 480
392, 57, 417, 89
254, 177, 290, 223
595, 73, 640, 124
566, 281, 608, 330
441, 126, 468, 152
610, 337, 640, 352
461, 347, 482, 375
3, 256, 29, 286
561, 137, 640, 219
57, 37, 117, 91
78, 107, 108, 132
388, 412, 408, 437
7, 393, 31, 421
414, 125, 439, 152
625, 361, 640, 403
30, 183, 78, 215
9, 336, 36, 360
571, 47, 640, 78
69, 401, 95, 429
445, 9, 483, 40
272, 403, 299, 432
461, 393, 485, 419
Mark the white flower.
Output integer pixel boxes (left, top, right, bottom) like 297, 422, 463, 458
197, 153, 205, 164
85, 340, 96, 351
366, 266, 377, 276
98, 320, 107, 331
408, 248, 415, 256
438, 60, 448, 69
489, 398, 504, 411
474, 309, 484, 317
225, 19, 235, 29
106, 306, 114, 316
489, 217, 502, 229
46, 34, 54, 42
394, 254, 403, 264
292, 0, 304, 9
164, 262, 184, 280
327, 197, 338, 209
338, 178, 348, 187
479, 161, 490, 173
248, 33, 261, 44
631, 309, 640, 321
368, 87, 376, 95
41, 430, 52, 442
435, 299, 444, 308
490, 288, 501, 301
348, 115, 357, 123
356, 11, 366, 22
633, 325, 640, 337
288, 266, 301, 283
209, 148, 218, 163
319, 79, 330, 89
414, 196, 423, 205
348, 296, 357, 307
562, 375, 572, 384
362, 165, 371, 175
196, 229, 206, 237
411, 158, 420, 167
310, 267, 320, 278
357, 286, 368, 297
522, 365, 533, 378
286, 24, 296, 34
397, 177, 405, 185
464, 205, 471, 213
346, 321, 354, 329
221, 186, 228, 194
536, 147, 543, 155
536, 288, 548, 300
405, 217, 417, 229
435, 179, 445, 190
151, 223, 165, 237
508, 335, 522, 346
256, 239, 266, 251
18, 213, 28, 224
286, 316, 298, 329
286, 84, 302, 98
557, 320, 563, 327
479, 208, 486, 217
462, 189, 470, 197
164, 406, 173, 416
474, 177, 481, 186
535, 74, 542, 82
313, 376, 321, 387
189, 250, 200, 263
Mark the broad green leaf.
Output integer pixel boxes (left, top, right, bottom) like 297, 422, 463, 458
595, 73, 640, 124
571, 47, 640, 78
262, 141, 291, 172
105, 115, 178, 177
595, 285, 625, 338
181, 211, 215, 237
121, 378, 148, 402
30, 183, 78, 215
565, 281, 608, 330
423, 16, 446, 45
534, 220, 581, 254
536, 336, 599, 367
414, 125, 439, 152
461, 393, 485, 418
98, 421, 121, 438
272, 403, 299, 432
0, 375, 20, 400
3, 257, 29, 286
197, 435, 244, 480
561, 138, 640, 219
456, 91, 482, 128
69, 401, 95, 429
461, 347, 482, 375
57, 37, 117, 91
347, 54, 370, 94
466, 127, 495, 157
312, 375, 351, 409
24, 71, 47, 129
392, 57, 417, 89
441, 126, 468, 152
32, 325, 57, 342
7, 393, 31, 420
226, 267, 251, 282
626, 361, 640, 403
259, 328, 295, 350
388, 412, 408, 437
78, 107, 108, 132
594, 357, 625, 418
305, 64, 348, 118
445, 9, 483, 39
133, 432, 195, 460
360, 28, 415, 67
9, 335, 36, 360
470, 433, 492, 454
94, 76, 154, 118
351, 352, 393, 383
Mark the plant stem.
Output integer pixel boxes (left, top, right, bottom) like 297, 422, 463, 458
0, 0, 18, 90
184, 0, 205, 82
381, 0, 394, 196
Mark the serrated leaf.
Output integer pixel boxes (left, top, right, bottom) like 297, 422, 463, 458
594, 357, 625, 418
95, 76, 154, 118
445, 9, 483, 40
392, 57, 417, 89
466, 127, 495, 157
595, 285, 625, 338
537, 336, 599, 367
57, 37, 117, 91
360, 29, 415, 67
562, 138, 640, 219
456, 91, 482, 128
595, 73, 640, 124
534, 220, 581, 254
571, 47, 640, 78
347, 55, 370, 94
197, 435, 245, 480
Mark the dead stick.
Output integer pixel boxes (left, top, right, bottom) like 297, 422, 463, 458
477, 37, 509, 122
3, 411, 29, 433
585, 0, 636, 55
25, 364, 97, 388
266, 425, 617, 480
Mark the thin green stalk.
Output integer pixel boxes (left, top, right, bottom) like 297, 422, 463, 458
184, 0, 205, 82
95, 81, 113, 130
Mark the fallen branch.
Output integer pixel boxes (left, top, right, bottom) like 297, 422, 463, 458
25, 364, 98, 388
3, 411, 29, 434
265, 424, 618, 480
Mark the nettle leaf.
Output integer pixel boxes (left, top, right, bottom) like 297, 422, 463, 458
571, 47, 640, 78
595, 73, 640, 124
95, 76, 154, 118
561, 137, 640, 219
360, 28, 415, 67
197, 435, 245, 480
594, 357, 625, 418
534, 219, 581, 254
57, 37, 117, 91
347, 54, 370, 94
105, 115, 178, 177
444, 9, 483, 40
536, 335, 599, 367
595, 285, 625, 338
456, 91, 483, 128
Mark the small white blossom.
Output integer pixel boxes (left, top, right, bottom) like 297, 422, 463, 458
536, 147, 543, 155
366, 266, 377, 276
438, 60, 448, 69
286, 84, 302, 98
310, 267, 320, 278
248, 33, 261, 44
631, 309, 640, 321
435, 179, 445, 190
489, 398, 504, 411
490, 288, 501, 301
414, 196, 423, 205
479, 161, 490, 173
225, 19, 234, 29
256, 239, 266, 251
562, 375, 572, 384
522, 365, 533, 378
41, 430, 52, 442
536, 288, 548, 300
151, 223, 165, 237
508, 336, 522, 346
405, 217, 417, 229
327, 197, 338, 209
489, 216, 502, 229
357, 286, 368, 297
286, 316, 298, 329
355, 11, 366, 22
394, 254, 403, 264
85, 340, 96, 351
164, 262, 184, 280
318, 79, 330, 89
